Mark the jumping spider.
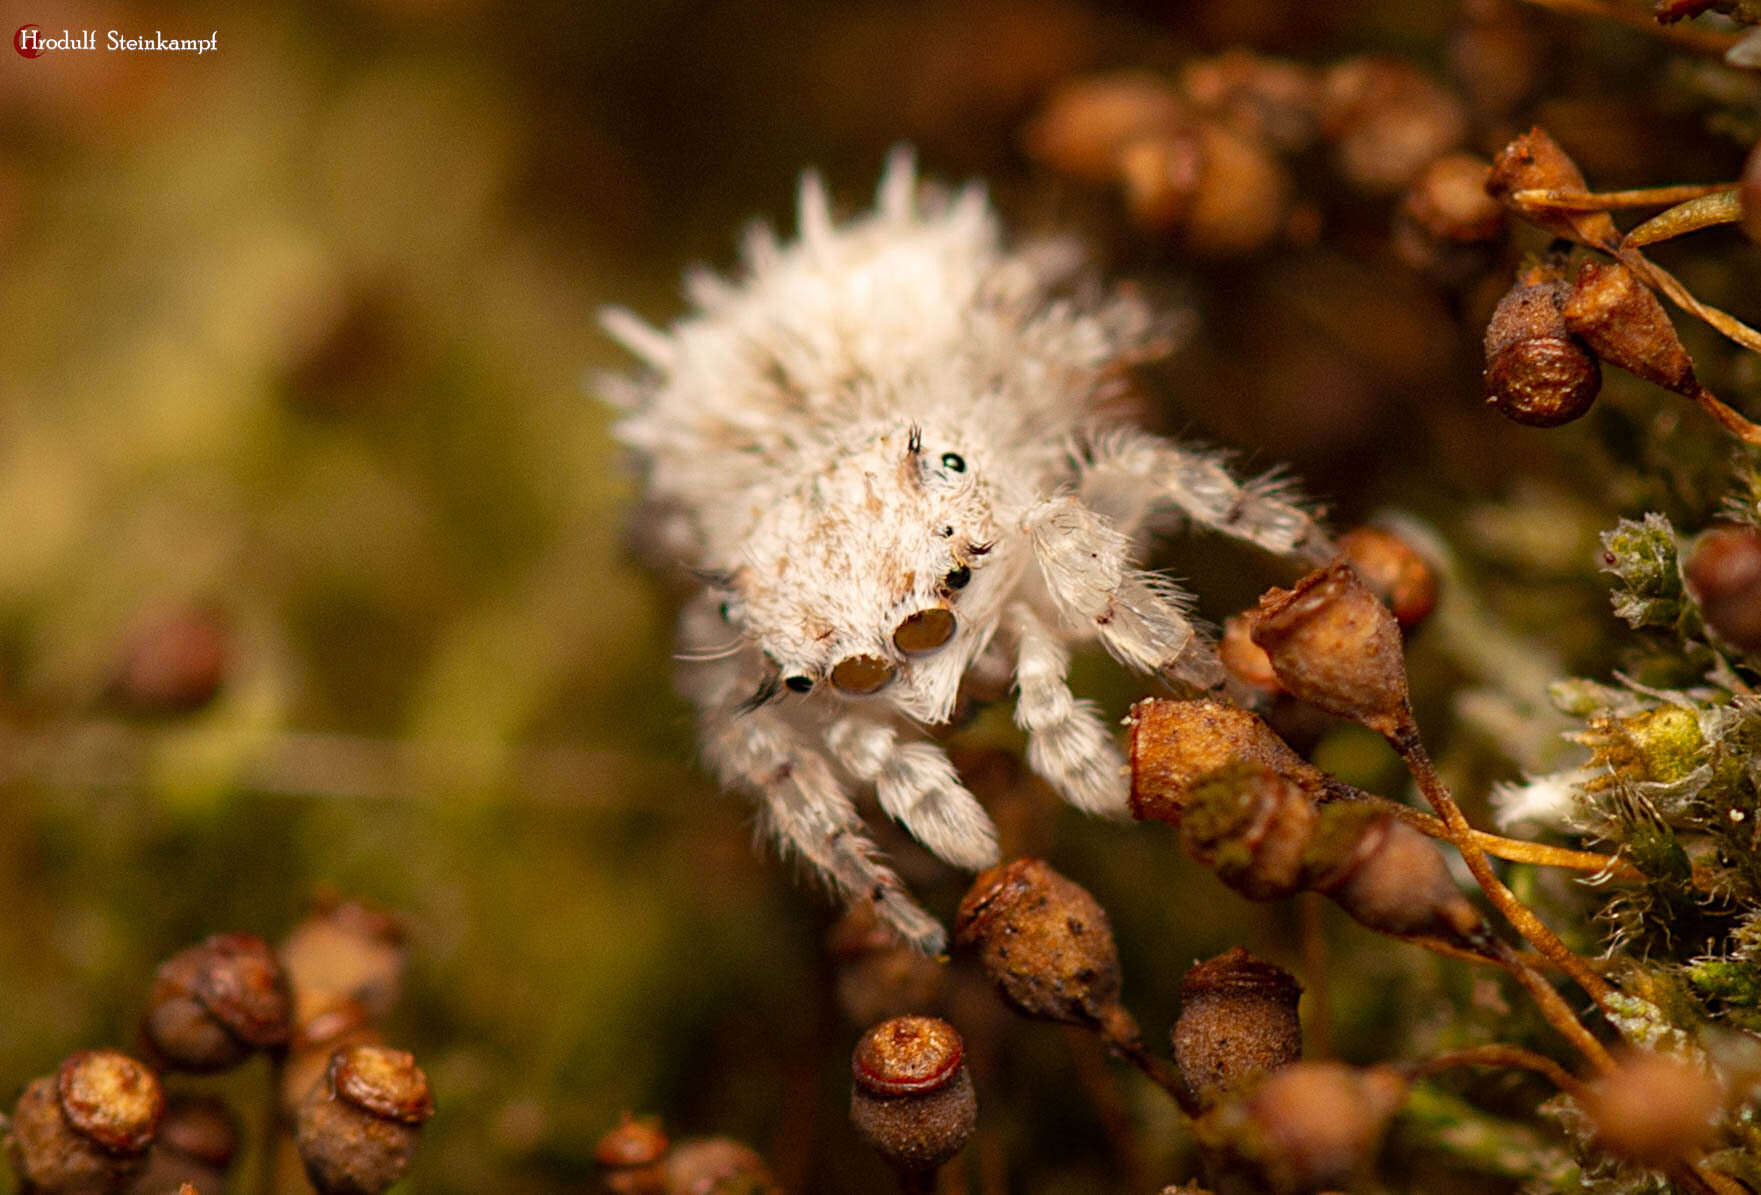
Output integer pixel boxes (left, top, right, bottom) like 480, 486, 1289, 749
600, 150, 1329, 952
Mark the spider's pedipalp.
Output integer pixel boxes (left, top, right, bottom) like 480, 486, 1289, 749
1009, 605, 1129, 815
826, 717, 999, 870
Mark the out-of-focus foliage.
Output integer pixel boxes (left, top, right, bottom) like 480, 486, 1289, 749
2, 0, 1760, 1191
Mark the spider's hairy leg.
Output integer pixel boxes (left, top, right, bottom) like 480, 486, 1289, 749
677, 599, 946, 953
1080, 428, 1334, 565
1023, 496, 1225, 689
1008, 603, 1130, 816
825, 717, 999, 870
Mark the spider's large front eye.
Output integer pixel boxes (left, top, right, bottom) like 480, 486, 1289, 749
784, 675, 814, 693
893, 608, 955, 654
940, 453, 965, 473
830, 654, 895, 695
943, 565, 971, 591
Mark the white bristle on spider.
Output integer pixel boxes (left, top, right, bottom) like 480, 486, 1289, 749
598, 147, 1330, 953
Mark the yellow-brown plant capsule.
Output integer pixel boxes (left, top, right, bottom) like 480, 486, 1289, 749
1482, 260, 1602, 428
1485, 127, 1617, 247
1023, 72, 1190, 183
662, 1138, 780, 1195
1249, 564, 1412, 738
827, 906, 946, 1027
1581, 1050, 1722, 1168
1173, 948, 1303, 1111
1207, 1061, 1409, 1195
849, 1017, 978, 1179
132, 1093, 238, 1195
279, 897, 407, 1029
294, 1045, 434, 1195
954, 859, 1123, 1030
1338, 526, 1439, 629
1561, 260, 1699, 399
1685, 524, 1761, 651
142, 933, 294, 1074
1127, 698, 1332, 826
1304, 804, 1484, 945
1218, 613, 1283, 695
595, 1113, 669, 1195
1317, 57, 1468, 194
1179, 763, 1319, 902
1740, 138, 1760, 244
1177, 50, 1321, 152
4, 1050, 165, 1193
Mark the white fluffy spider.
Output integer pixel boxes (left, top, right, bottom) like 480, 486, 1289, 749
599, 150, 1330, 953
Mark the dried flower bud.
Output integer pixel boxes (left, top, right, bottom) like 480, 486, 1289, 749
110, 605, 231, 715
954, 859, 1122, 1030
295, 1045, 433, 1195
1219, 614, 1283, 694
595, 1113, 669, 1195
827, 906, 945, 1027
1249, 564, 1412, 738
132, 1094, 238, 1195
1128, 698, 1330, 825
1740, 139, 1761, 244
1174, 949, 1303, 1110
1180, 763, 1320, 902
1318, 57, 1468, 194
4, 1051, 164, 1193
1338, 526, 1439, 629
850, 1017, 977, 1177
1024, 72, 1189, 183
1305, 804, 1484, 944
279, 898, 407, 1027
1483, 260, 1602, 428
1581, 1050, 1721, 1167
1686, 524, 1761, 651
663, 1138, 780, 1195
1562, 260, 1697, 398
1210, 1061, 1409, 1195
1177, 50, 1320, 152
143, 933, 293, 1073
1485, 127, 1617, 248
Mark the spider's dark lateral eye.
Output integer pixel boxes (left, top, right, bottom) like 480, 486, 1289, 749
940, 452, 966, 472
784, 675, 814, 693
944, 565, 972, 590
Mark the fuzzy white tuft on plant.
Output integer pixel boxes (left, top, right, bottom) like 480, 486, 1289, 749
599, 149, 1330, 952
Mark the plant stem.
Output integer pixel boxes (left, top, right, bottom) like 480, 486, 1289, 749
1408, 1043, 1588, 1099
1095, 1003, 1199, 1117
1372, 797, 1636, 877
1512, 182, 1734, 212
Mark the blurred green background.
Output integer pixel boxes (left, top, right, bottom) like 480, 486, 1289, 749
2, 0, 1759, 1190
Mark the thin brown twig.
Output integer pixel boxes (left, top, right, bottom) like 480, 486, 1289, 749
1372, 797, 1638, 878
1408, 1043, 1589, 1099
1511, 182, 1735, 212
1514, 0, 1745, 53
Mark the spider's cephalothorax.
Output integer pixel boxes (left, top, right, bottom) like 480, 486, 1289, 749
600, 150, 1330, 952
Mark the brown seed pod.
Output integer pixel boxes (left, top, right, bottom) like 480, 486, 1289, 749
1581, 1050, 1722, 1167
1447, 0, 1545, 120
294, 1045, 433, 1195
827, 905, 945, 1027
1685, 524, 1761, 651
279, 897, 407, 1028
142, 933, 293, 1073
1177, 49, 1321, 152
1180, 763, 1320, 902
1317, 57, 1468, 195
595, 1113, 670, 1195
1394, 153, 1508, 282
131, 1094, 239, 1195
1304, 803, 1485, 945
4, 1051, 164, 1193
1482, 259, 1602, 428
1562, 259, 1698, 398
1173, 949, 1303, 1110
1212, 1061, 1410, 1195
1249, 564, 1412, 737
1127, 698, 1331, 826
1338, 527, 1440, 629
280, 1000, 382, 1117
1023, 72, 1190, 183
954, 858, 1122, 1030
849, 1017, 977, 1177
662, 1137, 780, 1195
1485, 127, 1618, 248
